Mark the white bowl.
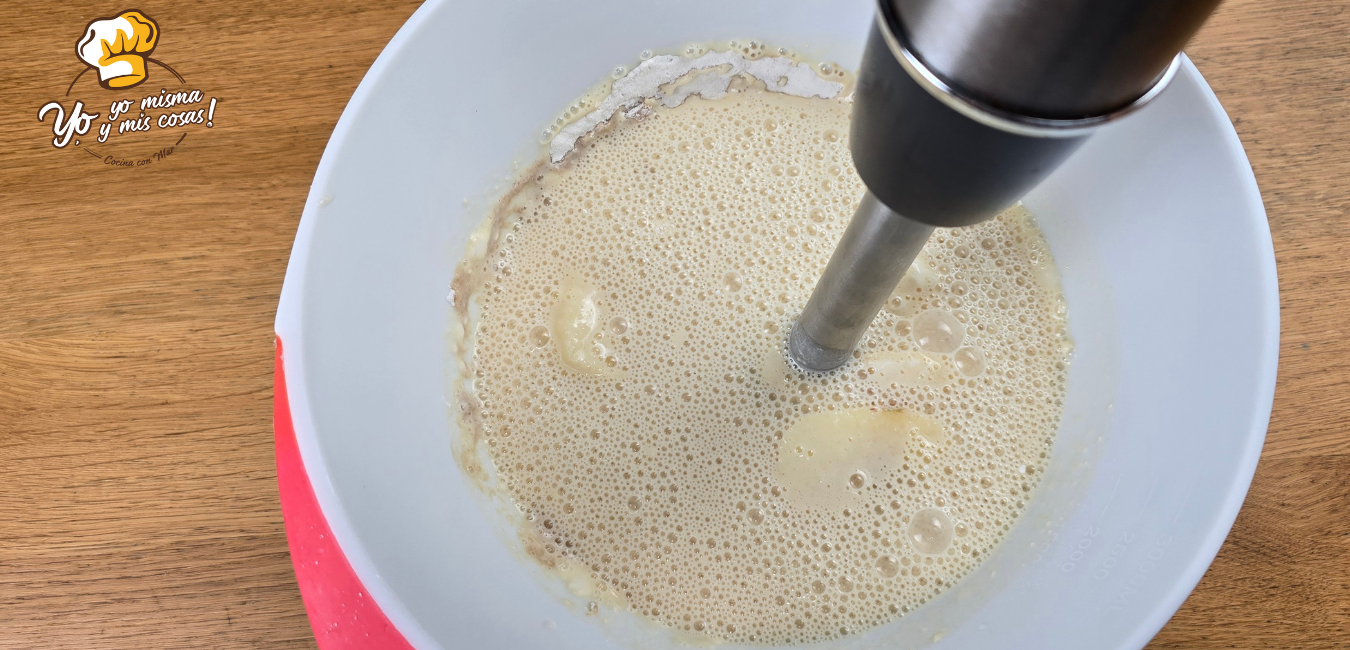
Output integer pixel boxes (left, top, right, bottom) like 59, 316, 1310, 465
273, 1, 1279, 648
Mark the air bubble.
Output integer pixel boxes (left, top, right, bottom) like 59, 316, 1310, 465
953, 347, 985, 376
848, 471, 867, 490
908, 508, 954, 555
912, 310, 965, 353
874, 555, 900, 578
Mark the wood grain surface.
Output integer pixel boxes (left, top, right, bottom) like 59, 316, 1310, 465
1, 1, 1346, 648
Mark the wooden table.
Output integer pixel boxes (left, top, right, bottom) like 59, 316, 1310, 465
2, 1, 1346, 647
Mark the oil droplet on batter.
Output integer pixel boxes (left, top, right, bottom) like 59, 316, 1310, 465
552, 276, 612, 374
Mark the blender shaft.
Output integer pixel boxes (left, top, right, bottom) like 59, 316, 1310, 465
788, 191, 934, 372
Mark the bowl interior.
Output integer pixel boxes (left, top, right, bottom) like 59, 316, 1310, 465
274, 1, 1277, 648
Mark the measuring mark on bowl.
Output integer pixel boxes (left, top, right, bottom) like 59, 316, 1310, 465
1097, 476, 1122, 520
1091, 530, 1136, 581
1134, 477, 1161, 526
1170, 475, 1199, 526
1059, 525, 1101, 573
1060, 471, 1182, 577
1058, 475, 1145, 574
1103, 475, 1198, 613
1106, 534, 1175, 613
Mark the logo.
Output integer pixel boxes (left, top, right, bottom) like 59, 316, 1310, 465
36, 9, 220, 167
77, 10, 164, 90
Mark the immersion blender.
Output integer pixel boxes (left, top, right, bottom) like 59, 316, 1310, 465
788, 0, 1222, 372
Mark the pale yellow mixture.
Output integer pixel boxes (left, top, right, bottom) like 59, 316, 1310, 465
453, 54, 1071, 645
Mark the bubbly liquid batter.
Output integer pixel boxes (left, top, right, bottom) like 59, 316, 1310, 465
453, 57, 1071, 645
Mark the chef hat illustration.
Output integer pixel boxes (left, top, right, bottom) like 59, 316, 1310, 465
77, 11, 159, 89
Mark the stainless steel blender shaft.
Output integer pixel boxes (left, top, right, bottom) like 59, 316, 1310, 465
788, 193, 932, 372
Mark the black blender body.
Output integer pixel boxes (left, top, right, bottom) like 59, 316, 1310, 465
789, 0, 1222, 372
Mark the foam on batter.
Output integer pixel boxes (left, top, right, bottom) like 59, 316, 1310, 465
452, 50, 1071, 646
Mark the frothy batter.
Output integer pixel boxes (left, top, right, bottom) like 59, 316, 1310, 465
452, 49, 1071, 645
